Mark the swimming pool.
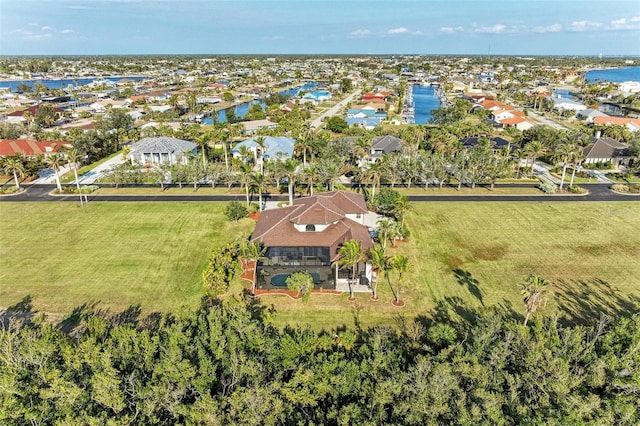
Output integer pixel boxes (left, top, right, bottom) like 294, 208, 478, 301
270, 272, 321, 287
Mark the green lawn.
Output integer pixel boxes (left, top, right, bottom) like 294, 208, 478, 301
0, 202, 254, 314
262, 202, 640, 329
1, 201, 639, 330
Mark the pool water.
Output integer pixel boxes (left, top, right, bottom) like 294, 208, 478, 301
270, 272, 321, 287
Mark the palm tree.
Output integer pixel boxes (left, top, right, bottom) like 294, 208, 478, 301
44, 153, 64, 192
367, 246, 390, 300
251, 172, 266, 210
195, 132, 210, 168
66, 148, 86, 205
237, 163, 253, 207
376, 219, 399, 251
568, 146, 584, 189
390, 254, 409, 305
555, 143, 574, 190
254, 136, 267, 174
239, 240, 267, 294
3, 157, 25, 189
519, 274, 549, 325
391, 195, 409, 232
333, 240, 366, 301
525, 141, 546, 177
362, 162, 384, 199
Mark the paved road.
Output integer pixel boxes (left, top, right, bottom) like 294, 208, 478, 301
310, 89, 361, 129
526, 110, 569, 131
2, 183, 638, 203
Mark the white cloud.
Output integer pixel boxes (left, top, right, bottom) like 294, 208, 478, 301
41, 26, 53, 31
388, 27, 408, 34
474, 24, 506, 34
532, 24, 562, 33
61, 29, 75, 34
569, 20, 602, 32
349, 29, 371, 38
631, 16, 640, 22
440, 26, 464, 33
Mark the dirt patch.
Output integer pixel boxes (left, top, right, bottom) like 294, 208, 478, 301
442, 253, 465, 271
469, 243, 509, 261
573, 244, 610, 256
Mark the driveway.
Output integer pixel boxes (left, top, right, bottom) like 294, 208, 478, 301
76, 153, 127, 184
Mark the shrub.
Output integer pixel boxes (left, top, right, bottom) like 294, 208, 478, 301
567, 185, 587, 194
248, 202, 260, 214
611, 184, 629, 193
538, 182, 557, 194
224, 201, 248, 222
0, 185, 22, 194
629, 184, 640, 194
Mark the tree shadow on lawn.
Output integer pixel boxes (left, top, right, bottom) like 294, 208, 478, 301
58, 302, 163, 334
0, 295, 36, 330
554, 278, 640, 326
453, 268, 484, 306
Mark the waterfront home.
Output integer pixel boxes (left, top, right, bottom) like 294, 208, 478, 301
241, 119, 277, 135
251, 190, 374, 291
576, 109, 608, 123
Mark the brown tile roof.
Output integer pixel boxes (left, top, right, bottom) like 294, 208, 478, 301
251, 191, 373, 256
0, 139, 70, 156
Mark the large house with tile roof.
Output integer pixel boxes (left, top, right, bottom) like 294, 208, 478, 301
0, 139, 71, 158
251, 191, 374, 291
583, 135, 633, 168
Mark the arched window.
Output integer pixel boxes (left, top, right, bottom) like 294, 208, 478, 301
305, 224, 316, 232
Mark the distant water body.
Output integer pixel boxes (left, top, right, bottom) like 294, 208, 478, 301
0, 76, 146, 91
412, 85, 441, 124
585, 67, 640, 83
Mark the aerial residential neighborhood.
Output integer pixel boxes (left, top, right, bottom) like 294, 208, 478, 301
1, 0, 639, 423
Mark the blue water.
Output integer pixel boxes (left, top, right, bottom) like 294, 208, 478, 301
0, 76, 146, 91
204, 81, 318, 124
412, 85, 441, 124
586, 67, 640, 83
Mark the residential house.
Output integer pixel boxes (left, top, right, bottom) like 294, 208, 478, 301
0, 139, 71, 158
129, 137, 197, 165
550, 95, 586, 112
251, 190, 374, 291
460, 136, 514, 152
241, 119, 277, 135
231, 136, 295, 164
583, 134, 633, 168
370, 135, 404, 161
576, 109, 608, 123
593, 116, 640, 133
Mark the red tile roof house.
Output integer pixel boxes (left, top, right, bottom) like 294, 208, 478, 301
0, 139, 71, 158
250, 191, 374, 294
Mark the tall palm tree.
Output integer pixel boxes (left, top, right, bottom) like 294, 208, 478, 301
195, 132, 210, 168
44, 153, 64, 192
519, 274, 549, 325
3, 157, 25, 189
66, 148, 86, 205
333, 240, 366, 301
392, 195, 409, 231
555, 143, 574, 190
240, 240, 267, 294
362, 162, 384, 199
367, 246, 390, 300
251, 172, 266, 210
390, 254, 409, 305
525, 141, 546, 177
254, 136, 267, 174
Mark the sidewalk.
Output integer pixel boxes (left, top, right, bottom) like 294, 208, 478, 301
75, 154, 126, 184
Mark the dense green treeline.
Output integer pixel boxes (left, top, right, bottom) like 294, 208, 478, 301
1, 298, 638, 425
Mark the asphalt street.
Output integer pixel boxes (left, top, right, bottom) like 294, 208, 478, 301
2, 183, 638, 203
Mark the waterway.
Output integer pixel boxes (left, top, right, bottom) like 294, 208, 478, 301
412, 85, 441, 124
0, 76, 147, 91
585, 66, 640, 83
203, 81, 318, 123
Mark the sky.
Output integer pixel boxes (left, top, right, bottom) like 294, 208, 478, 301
1, 0, 639, 56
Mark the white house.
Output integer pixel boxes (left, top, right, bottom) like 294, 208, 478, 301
129, 137, 197, 165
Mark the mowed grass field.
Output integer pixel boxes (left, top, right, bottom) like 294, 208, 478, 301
0, 202, 254, 314
1, 201, 639, 328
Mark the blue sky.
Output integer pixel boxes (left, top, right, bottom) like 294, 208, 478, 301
1, 0, 639, 56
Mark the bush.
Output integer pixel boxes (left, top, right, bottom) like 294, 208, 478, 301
248, 202, 260, 214
567, 185, 587, 194
0, 185, 23, 194
611, 183, 629, 193
224, 201, 248, 222
538, 182, 557, 194
630, 184, 640, 194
